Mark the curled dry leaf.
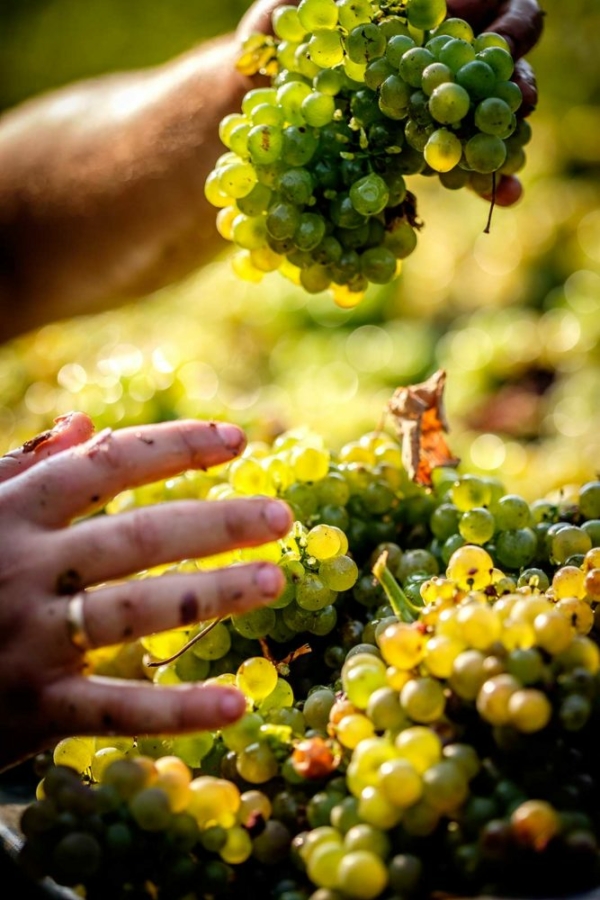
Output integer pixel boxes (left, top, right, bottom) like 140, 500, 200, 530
385, 369, 460, 488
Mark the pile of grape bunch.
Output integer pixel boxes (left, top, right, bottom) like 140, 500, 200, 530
205, 0, 533, 306
16, 424, 600, 900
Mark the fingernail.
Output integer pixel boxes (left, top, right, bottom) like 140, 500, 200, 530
216, 422, 246, 454
53, 412, 75, 430
255, 563, 284, 598
219, 689, 246, 723
265, 500, 292, 535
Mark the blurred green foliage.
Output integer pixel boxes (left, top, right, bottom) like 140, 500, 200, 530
0, 0, 599, 501
0, 0, 248, 112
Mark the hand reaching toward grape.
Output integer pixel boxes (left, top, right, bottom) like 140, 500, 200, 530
0, 413, 292, 773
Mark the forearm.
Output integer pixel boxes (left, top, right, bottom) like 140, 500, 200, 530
0, 34, 249, 342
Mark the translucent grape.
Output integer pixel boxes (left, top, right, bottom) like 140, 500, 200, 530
428, 83, 471, 125
438, 38, 476, 72
475, 97, 515, 137
247, 124, 284, 164
53, 737, 95, 774
378, 621, 426, 669
236, 657, 279, 701
217, 161, 258, 198
386, 34, 416, 68
476, 673, 520, 725
306, 840, 345, 889
231, 607, 276, 639
495, 527, 537, 569
400, 676, 446, 723
507, 688, 552, 733
422, 759, 469, 814
473, 32, 511, 53
424, 128, 462, 172
421, 62, 454, 96
433, 17, 474, 42
455, 60, 496, 99
401, 47, 436, 87
337, 848, 389, 899
551, 525, 592, 564
344, 658, 388, 709
360, 246, 397, 283
458, 507, 495, 544
308, 29, 345, 67
236, 741, 279, 783
406, 0, 447, 31
302, 90, 337, 126
395, 726, 442, 774
479, 46, 514, 80
464, 133, 507, 173
319, 555, 359, 591
579, 480, 600, 519
446, 545, 494, 590
345, 24, 387, 65
451, 475, 493, 511
349, 173, 389, 216
129, 787, 173, 832
273, 6, 307, 42
298, 0, 339, 32
378, 758, 423, 807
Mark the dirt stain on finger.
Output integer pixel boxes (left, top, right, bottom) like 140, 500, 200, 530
56, 569, 83, 596
79, 428, 113, 457
21, 429, 55, 453
180, 591, 199, 626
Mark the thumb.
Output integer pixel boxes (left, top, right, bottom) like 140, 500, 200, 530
236, 0, 299, 43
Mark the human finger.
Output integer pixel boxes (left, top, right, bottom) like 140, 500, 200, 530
0, 412, 94, 485
50, 496, 293, 587
512, 58, 538, 115
447, 0, 544, 59
48, 561, 285, 655
485, 0, 545, 61
446, 0, 503, 33
45, 675, 250, 737
13, 419, 247, 527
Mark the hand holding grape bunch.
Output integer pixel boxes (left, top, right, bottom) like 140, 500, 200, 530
207, 0, 544, 305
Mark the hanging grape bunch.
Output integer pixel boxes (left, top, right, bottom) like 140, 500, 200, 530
204, 0, 533, 307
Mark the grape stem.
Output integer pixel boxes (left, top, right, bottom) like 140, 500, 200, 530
259, 637, 312, 675
483, 172, 497, 235
372, 550, 421, 622
143, 616, 224, 667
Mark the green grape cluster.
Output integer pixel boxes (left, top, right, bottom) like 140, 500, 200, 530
294, 539, 600, 900
205, 0, 533, 306
19, 753, 297, 899
17, 425, 600, 900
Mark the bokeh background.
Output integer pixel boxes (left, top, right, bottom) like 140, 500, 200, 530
0, 0, 599, 499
